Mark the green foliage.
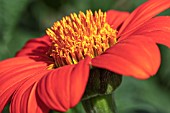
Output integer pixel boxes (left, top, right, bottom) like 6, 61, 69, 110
158, 45, 170, 89
0, 0, 30, 42
115, 77, 170, 113
0, 0, 31, 59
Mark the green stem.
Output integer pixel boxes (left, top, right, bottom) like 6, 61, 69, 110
82, 94, 116, 113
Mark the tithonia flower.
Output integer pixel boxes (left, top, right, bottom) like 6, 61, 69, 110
0, 0, 170, 113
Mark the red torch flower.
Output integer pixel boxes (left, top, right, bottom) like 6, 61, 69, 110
0, 0, 170, 113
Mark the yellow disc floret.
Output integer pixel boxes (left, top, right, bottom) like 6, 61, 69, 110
46, 10, 117, 67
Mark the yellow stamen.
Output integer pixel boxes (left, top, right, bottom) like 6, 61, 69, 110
46, 10, 117, 67
47, 64, 55, 70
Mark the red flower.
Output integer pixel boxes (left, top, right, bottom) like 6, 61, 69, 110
0, 0, 170, 112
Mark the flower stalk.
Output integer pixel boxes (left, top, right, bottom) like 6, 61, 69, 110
82, 94, 116, 113
82, 68, 121, 113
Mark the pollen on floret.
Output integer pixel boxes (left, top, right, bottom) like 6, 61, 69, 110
46, 9, 117, 67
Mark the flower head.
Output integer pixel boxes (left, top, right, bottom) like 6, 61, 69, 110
0, 0, 170, 112
46, 10, 117, 67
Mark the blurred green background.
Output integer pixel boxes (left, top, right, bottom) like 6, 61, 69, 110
1, 0, 170, 113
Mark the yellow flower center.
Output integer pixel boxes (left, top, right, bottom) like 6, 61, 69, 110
46, 10, 117, 67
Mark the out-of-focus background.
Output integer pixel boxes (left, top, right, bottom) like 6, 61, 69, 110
1, 0, 170, 113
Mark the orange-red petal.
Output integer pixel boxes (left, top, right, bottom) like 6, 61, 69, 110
10, 75, 49, 113
132, 16, 170, 48
0, 57, 49, 112
118, 0, 170, 38
10, 82, 49, 113
106, 10, 130, 29
36, 56, 91, 112
91, 35, 160, 79
16, 35, 51, 57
